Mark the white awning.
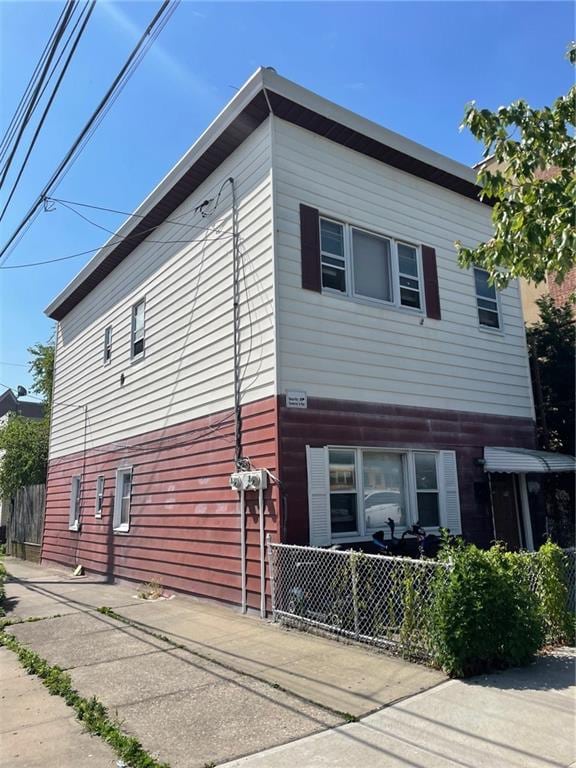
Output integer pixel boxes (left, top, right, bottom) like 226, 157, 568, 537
484, 447, 576, 474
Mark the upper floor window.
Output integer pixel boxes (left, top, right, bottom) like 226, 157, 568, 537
131, 299, 145, 359
474, 268, 500, 329
103, 326, 112, 364
319, 217, 421, 310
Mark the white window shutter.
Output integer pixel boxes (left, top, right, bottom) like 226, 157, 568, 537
306, 446, 331, 546
439, 450, 462, 535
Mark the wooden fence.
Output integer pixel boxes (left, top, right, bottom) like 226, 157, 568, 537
2, 484, 46, 561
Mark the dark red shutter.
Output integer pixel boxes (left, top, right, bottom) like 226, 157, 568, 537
421, 245, 441, 320
300, 204, 321, 292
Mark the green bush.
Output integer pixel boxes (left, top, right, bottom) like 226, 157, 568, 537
427, 540, 544, 677
532, 540, 575, 645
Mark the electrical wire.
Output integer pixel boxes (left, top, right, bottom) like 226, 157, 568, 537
0, 1, 70, 163
0, 1, 78, 187
0, 0, 179, 267
0, 1, 97, 224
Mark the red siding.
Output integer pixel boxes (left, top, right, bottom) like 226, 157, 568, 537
42, 397, 280, 610
278, 396, 536, 548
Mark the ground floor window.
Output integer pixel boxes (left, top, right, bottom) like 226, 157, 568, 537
69, 475, 81, 531
326, 447, 441, 539
113, 467, 133, 532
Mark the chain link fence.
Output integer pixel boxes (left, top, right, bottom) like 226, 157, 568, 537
268, 542, 575, 659
267, 542, 450, 659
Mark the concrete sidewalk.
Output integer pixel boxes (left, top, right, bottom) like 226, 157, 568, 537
4, 557, 444, 717
0, 646, 116, 768
221, 649, 576, 768
3, 557, 444, 767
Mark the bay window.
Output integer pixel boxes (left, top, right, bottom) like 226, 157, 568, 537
319, 217, 422, 311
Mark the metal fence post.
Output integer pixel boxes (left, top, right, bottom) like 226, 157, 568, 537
266, 534, 277, 619
350, 553, 360, 639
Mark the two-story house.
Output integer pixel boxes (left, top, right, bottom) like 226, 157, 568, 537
42, 68, 572, 612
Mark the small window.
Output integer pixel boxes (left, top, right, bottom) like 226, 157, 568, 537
95, 476, 105, 518
329, 449, 357, 534
69, 475, 81, 531
320, 219, 346, 292
131, 300, 145, 358
113, 467, 132, 532
352, 229, 393, 303
397, 243, 421, 309
414, 452, 440, 527
474, 268, 500, 329
103, 326, 112, 364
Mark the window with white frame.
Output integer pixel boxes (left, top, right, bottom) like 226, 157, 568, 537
95, 476, 105, 518
131, 300, 145, 358
328, 448, 439, 538
69, 475, 81, 531
113, 467, 132, 532
474, 267, 500, 329
103, 326, 112, 364
319, 217, 422, 310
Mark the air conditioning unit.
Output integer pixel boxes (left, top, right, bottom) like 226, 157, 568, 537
229, 470, 267, 492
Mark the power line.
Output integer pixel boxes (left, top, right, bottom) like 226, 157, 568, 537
0, 362, 28, 368
0, 1, 78, 187
0, 0, 179, 268
0, 1, 96, 224
0, 1, 70, 163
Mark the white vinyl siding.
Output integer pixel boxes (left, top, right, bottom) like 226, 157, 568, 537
69, 475, 81, 530
274, 119, 534, 419
307, 446, 461, 544
49, 121, 275, 458
113, 467, 132, 532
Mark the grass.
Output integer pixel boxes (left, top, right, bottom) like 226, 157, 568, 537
0, 629, 171, 768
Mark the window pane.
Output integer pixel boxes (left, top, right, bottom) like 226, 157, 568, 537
330, 493, 357, 534
133, 301, 145, 330
329, 450, 356, 491
474, 268, 496, 300
320, 220, 344, 257
133, 338, 145, 356
363, 451, 406, 527
398, 243, 418, 277
352, 229, 392, 302
120, 498, 130, 525
477, 297, 498, 311
478, 308, 500, 328
322, 263, 346, 292
400, 287, 421, 309
414, 453, 438, 490
122, 472, 131, 499
417, 493, 440, 527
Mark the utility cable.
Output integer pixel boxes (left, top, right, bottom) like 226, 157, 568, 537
0, 0, 177, 267
0, 1, 78, 187
0, 1, 70, 163
0, 1, 96, 224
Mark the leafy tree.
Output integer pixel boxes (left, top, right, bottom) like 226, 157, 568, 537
27, 341, 54, 407
456, 45, 575, 288
527, 296, 575, 455
0, 416, 49, 497
0, 338, 54, 497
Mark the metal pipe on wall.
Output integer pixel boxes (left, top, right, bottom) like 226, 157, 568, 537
240, 488, 246, 613
258, 483, 265, 618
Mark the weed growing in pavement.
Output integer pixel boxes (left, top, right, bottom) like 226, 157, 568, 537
137, 579, 163, 600
0, 630, 171, 768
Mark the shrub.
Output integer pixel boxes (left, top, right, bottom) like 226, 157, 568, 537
531, 540, 575, 645
427, 540, 544, 677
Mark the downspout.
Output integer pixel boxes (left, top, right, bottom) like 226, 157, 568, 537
240, 487, 246, 613
518, 473, 535, 551
258, 482, 265, 618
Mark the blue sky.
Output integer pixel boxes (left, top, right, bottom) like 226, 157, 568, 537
0, 0, 573, 394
